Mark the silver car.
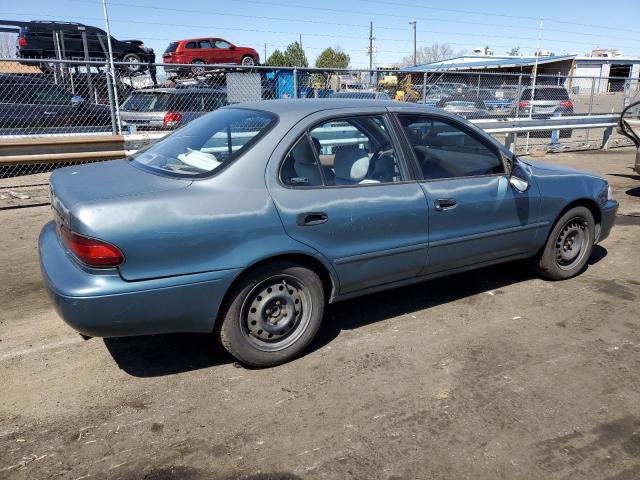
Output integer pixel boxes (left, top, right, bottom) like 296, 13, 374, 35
120, 86, 227, 131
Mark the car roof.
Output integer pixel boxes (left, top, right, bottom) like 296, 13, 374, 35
222, 99, 458, 119
128, 87, 225, 94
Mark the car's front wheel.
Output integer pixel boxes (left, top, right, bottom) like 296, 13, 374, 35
121, 53, 142, 73
218, 262, 325, 367
191, 60, 206, 75
241, 55, 256, 67
534, 206, 595, 280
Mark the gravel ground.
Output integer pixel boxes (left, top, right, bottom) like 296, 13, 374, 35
0, 148, 639, 480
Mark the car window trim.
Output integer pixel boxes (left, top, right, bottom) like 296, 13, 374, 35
392, 112, 508, 182
277, 112, 416, 190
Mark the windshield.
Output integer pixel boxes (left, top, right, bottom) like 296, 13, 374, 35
121, 93, 172, 112
130, 108, 277, 177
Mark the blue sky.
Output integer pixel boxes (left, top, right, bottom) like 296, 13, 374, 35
5, 0, 640, 67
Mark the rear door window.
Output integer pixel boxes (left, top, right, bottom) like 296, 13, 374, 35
185, 42, 197, 49
198, 40, 214, 49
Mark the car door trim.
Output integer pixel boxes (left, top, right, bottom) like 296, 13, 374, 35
334, 241, 429, 265
429, 221, 549, 248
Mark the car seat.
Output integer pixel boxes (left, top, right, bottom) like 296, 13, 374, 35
333, 147, 373, 185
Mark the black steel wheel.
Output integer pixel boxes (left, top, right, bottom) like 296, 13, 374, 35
218, 261, 325, 367
534, 206, 595, 280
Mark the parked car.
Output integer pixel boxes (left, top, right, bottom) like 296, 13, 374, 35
0, 73, 111, 133
436, 94, 490, 118
120, 86, 227, 130
619, 100, 640, 174
3, 19, 154, 73
514, 85, 575, 137
330, 91, 391, 100
162, 38, 259, 75
464, 88, 514, 114
430, 82, 467, 94
40, 99, 618, 367
420, 85, 456, 107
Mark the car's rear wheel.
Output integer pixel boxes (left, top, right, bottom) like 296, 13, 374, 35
241, 55, 256, 67
191, 60, 206, 75
534, 206, 595, 280
121, 53, 142, 73
218, 262, 324, 367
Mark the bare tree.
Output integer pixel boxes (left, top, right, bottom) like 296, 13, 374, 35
0, 33, 17, 59
400, 42, 461, 66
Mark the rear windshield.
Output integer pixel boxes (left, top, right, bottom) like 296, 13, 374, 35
520, 88, 570, 101
121, 93, 172, 112
164, 42, 179, 53
130, 108, 277, 178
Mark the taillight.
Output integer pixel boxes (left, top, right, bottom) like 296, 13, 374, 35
163, 111, 183, 128
560, 100, 573, 109
59, 225, 124, 267
18, 37, 27, 47
518, 100, 530, 109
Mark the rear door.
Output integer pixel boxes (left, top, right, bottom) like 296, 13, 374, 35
395, 113, 543, 274
197, 39, 217, 64
267, 110, 430, 295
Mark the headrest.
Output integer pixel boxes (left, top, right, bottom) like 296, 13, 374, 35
291, 139, 316, 165
334, 147, 370, 182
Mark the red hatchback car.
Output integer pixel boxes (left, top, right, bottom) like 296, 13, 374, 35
163, 38, 259, 74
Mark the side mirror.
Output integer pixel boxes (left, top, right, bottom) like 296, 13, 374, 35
509, 175, 529, 193
507, 155, 530, 192
71, 95, 85, 107
229, 44, 236, 50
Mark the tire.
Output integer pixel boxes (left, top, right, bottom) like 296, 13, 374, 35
241, 55, 256, 67
217, 262, 325, 367
191, 60, 206, 75
121, 53, 142, 73
534, 206, 595, 280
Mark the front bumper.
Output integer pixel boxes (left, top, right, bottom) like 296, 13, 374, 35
597, 200, 619, 243
39, 221, 240, 338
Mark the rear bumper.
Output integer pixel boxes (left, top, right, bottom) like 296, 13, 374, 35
39, 221, 240, 337
597, 200, 618, 243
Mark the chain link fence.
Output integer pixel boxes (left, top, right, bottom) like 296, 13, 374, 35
1, 57, 639, 182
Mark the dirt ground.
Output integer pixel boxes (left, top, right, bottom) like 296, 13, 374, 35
1, 148, 639, 480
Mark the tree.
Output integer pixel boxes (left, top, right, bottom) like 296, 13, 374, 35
315, 47, 350, 69
507, 46, 520, 56
284, 41, 308, 68
0, 33, 16, 59
266, 49, 288, 67
400, 43, 457, 66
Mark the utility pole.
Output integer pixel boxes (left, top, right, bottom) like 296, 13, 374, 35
264, 43, 267, 61
368, 21, 374, 71
101, 0, 121, 134
409, 20, 417, 65
299, 33, 302, 48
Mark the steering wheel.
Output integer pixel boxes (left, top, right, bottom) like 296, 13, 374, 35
367, 143, 393, 177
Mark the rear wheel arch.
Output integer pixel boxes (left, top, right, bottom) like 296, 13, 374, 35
214, 253, 337, 331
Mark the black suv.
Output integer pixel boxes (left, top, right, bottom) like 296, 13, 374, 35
3, 20, 154, 72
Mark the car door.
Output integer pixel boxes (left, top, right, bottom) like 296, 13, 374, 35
395, 113, 543, 274
212, 39, 233, 63
196, 39, 215, 64
267, 111, 430, 295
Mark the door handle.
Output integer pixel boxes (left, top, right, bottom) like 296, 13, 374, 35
297, 212, 328, 226
434, 198, 457, 211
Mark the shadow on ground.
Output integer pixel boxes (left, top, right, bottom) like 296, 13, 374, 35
104, 247, 607, 377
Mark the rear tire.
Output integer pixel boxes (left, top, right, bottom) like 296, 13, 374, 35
217, 262, 325, 367
121, 53, 142, 73
534, 206, 595, 280
191, 59, 206, 76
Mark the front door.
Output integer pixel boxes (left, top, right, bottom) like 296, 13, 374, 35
396, 113, 542, 274
268, 113, 430, 294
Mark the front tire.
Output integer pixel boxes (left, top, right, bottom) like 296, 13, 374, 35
241, 55, 256, 67
191, 59, 206, 75
534, 206, 595, 280
218, 262, 325, 367
121, 53, 142, 73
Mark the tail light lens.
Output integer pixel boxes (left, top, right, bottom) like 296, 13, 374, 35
163, 111, 183, 128
18, 37, 27, 47
518, 100, 530, 109
560, 100, 573, 109
59, 225, 124, 267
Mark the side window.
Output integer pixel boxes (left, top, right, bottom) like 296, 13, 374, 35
308, 115, 403, 186
398, 114, 504, 180
280, 135, 324, 187
185, 42, 197, 49
214, 40, 231, 49
198, 40, 213, 49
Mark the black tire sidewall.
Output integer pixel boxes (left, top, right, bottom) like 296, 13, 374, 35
536, 206, 595, 280
218, 262, 325, 367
